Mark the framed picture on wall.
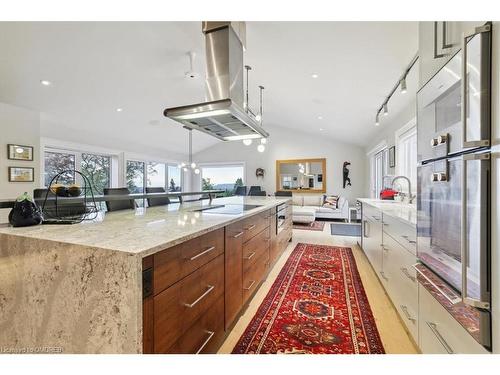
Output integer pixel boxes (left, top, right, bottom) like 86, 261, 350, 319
388, 146, 396, 168
8, 167, 34, 182
8, 144, 34, 161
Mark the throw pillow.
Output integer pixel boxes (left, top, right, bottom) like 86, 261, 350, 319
323, 195, 339, 209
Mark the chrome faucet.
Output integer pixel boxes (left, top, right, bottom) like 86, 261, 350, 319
392, 176, 415, 204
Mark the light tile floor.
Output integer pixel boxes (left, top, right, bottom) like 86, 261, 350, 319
218, 221, 419, 354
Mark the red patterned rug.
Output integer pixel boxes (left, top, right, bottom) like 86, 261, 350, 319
232, 243, 385, 354
293, 221, 325, 231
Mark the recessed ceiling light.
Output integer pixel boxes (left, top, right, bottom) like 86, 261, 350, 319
40, 80, 52, 86
116, 108, 123, 112
319, 128, 324, 131
318, 116, 323, 120
311, 74, 319, 79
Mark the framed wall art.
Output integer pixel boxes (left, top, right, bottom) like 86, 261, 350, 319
8, 144, 34, 161
8, 167, 34, 182
388, 146, 396, 168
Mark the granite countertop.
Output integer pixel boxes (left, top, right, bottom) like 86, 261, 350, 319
0, 196, 290, 257
357, 198, 416, 227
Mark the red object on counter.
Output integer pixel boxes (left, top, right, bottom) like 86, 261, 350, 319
380, 188, 398, 200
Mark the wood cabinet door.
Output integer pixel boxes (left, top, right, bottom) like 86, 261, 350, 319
225, 221, 244, 330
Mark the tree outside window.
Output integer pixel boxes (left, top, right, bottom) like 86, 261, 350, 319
44, 151, 76, 186
81, 153, 111, 195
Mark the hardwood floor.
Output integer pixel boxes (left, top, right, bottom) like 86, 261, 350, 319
218, 221, 419, 354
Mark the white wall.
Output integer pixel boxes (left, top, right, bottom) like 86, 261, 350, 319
192, 124, 366, 204
363, 100, 416, 196
0, 102, 41, 223
41, 115, 187, 162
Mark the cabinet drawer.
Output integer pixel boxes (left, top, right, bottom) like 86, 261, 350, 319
382, 214, 416, 254
153, 254, 224, 353
243, 227, 270, 273
419, 285, 489, 354
225, 221, 244, 330
242, 248, 269, 304
362, 204, 382, 222
242, 210, 271, 243
154, 228, 224, 294
382, 234, 418, 340
166, 295, 225, 354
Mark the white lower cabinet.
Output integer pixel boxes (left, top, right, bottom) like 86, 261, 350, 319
362, 216, 383, 281
418, 285, 489, 354
382, 233, 418, 341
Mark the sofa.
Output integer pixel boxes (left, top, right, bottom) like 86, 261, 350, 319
292, 194, 349, 224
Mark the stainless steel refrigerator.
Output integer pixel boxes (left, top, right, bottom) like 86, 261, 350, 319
416, 23, 492, 349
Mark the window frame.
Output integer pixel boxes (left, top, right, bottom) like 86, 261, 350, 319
394, 117, 417, 194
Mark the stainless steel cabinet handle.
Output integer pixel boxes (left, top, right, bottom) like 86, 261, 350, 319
400, 305, 417, 323
244, 252, 256, 260
244, 280, 256, 290
245, 224, 256, 231
379, 271, 389, 281
400, 267, 416, 283
195, 330, 215, 354
189, 246, 216, 261
462, 24, 491, 149
363, 220, 369, 238
441, 21, 452, 49
461, 153, 491, 309
184, 285, 215, 308
233, 231, 244, 238
426, 322, 454, 354
433, 22, 446, 59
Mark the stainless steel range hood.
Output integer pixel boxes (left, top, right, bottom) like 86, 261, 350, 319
164, 22, 269, 141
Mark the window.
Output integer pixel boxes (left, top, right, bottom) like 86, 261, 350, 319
200, 164, 244, 196
44, 150, 111, 195
81, 153, 111, 195
126, 160, 145, 193
396, 125, 417, 193
167, 165, 182, 192
44, 151, 76, 186
147, 162, 166, 189
126, 160, 181, 194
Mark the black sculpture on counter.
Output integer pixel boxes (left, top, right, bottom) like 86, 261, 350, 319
343, 161, 352, 188
8, 192, 43, 227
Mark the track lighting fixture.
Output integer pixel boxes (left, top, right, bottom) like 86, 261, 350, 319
373, 53, 418, 127
400, 77, 407, 94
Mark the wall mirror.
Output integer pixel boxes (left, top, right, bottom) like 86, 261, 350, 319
276, 158, 326, 193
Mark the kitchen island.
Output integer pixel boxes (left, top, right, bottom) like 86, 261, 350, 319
0, 196, 292, 354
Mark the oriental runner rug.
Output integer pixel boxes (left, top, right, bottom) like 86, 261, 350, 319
292, 220, 326, 231
232, 243, 385, 354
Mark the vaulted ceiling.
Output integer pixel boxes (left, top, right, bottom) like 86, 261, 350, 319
0, 21, 418, 154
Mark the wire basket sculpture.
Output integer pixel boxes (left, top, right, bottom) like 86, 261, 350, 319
42, 170, 99, 224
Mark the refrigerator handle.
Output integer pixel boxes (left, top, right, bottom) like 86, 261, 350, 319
461, 23, 491, 149
461, 153, 490, 309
